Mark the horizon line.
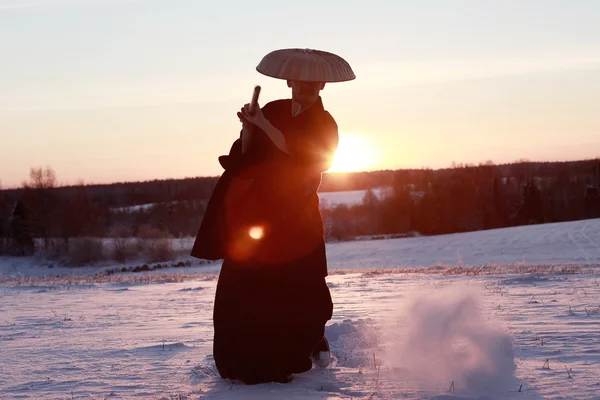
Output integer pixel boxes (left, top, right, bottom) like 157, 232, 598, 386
2, 156, 599, 191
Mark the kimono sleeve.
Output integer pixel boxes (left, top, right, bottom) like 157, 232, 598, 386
287, 112, 339, 172
218, 137, 243, 171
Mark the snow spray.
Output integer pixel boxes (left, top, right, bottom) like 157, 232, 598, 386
382, 284, 517, 393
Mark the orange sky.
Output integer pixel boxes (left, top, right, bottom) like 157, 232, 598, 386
1, 1, 599, 188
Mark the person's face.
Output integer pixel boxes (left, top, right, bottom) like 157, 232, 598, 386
287, 80, 325, 105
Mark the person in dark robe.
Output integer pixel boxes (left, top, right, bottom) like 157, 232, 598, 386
10, 198, 34, 256
191, 48, 355, 384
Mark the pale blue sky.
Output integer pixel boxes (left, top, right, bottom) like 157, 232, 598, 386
1, 0, 599, 187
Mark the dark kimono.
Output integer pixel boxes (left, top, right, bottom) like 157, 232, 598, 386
191, 97, 337, 384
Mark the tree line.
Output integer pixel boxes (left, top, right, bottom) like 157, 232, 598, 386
1, 159, 599, 257
324, 159, 600, 239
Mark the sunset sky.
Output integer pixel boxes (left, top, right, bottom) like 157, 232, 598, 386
1, 0, 599, 188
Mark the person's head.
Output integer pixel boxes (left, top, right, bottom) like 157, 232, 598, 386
287, 80, 325, 107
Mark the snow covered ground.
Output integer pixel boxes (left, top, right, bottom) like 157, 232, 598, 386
2, 219, 600, 399
2, 218, 599, 280
326, 218, 600, 269
318, 188, 391, 208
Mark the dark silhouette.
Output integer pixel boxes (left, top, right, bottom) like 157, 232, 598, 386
191, 93, 339, 384
190, 48, 355, 384
10, 199, 34, 255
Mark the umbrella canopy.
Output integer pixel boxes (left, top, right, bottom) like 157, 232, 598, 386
256, 48, 355, 83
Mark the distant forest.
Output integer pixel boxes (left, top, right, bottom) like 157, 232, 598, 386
1, 158, 599, 257
324, 159, 600, 240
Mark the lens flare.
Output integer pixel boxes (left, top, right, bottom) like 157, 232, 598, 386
328, 132, 378, 172
248, 226, 264, 240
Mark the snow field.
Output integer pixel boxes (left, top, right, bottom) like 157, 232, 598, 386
2, 271, 600, 399
2, 218, 600, 399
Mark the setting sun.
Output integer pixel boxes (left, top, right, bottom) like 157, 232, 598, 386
328, 133, 378, 173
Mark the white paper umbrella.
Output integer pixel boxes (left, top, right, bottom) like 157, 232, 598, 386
256, 48, 356, 83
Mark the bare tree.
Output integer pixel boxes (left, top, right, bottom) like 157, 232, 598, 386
24, 166, 57, 190
21, 166, 59, 251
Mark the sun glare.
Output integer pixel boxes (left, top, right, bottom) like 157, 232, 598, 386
328, 133, 377, 173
